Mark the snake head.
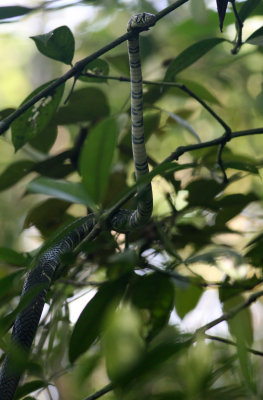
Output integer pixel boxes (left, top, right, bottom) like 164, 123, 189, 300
127, 12, 156, 32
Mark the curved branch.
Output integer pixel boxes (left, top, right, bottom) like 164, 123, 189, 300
0, 0, 191, 136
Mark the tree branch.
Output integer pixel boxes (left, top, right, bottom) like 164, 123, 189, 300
83, 72, 230, 132
205, 334, 263, 357
0, 0, 191, 136
196, 289, 263, 335
81, 383, 113, 400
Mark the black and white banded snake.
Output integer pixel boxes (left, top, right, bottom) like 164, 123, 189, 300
0, 12, 156, 399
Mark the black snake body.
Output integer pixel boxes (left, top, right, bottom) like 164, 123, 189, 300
0, 12, 155, 399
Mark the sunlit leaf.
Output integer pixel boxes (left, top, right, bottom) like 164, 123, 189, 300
246, 26, 263, 46
130, 273, 174, 340
69, 274, 130, 363
31, 26, 75, 65
166, 111, 201, 143
175, 283, 203, 319
164, 38, 226, 81
79, 117, 119, 204
11, 81, 64, 151
27, 177, 96, 209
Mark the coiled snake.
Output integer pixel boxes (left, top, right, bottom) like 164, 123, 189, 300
0, 12, 156, 399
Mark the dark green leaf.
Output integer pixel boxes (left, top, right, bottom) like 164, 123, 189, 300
224, 161, 259, 174
27, 177, 96, 209
246, 26, 263, 46
176, 80, 220, 104
0, 271, 24, 302
14, 380, 46, 399
130, 273, 175, 340
80, 117, 119, 204
215, 193, 257, 225
80, 59, 109, 82
0, 6, 33, 20
164, 38, 226, 81
30, 26, 75, 65
239, 0, 262, 22
24, 198, 71, 237
11, 81, 64, 151
69, 274, 129, 363
219, 293, 253, 346
175, 284, 203, 319
185, 179, 225, 208
106, 53, 129, 75
55, 87, 109, 125
0, 108, 15, 120
29, 122, 58, 153
0, 160, 35, 192
0, 248, 29, 267
216, 0, 229, 31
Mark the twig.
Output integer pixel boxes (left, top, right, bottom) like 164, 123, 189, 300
230, 0, 243, 54
165, 127, 263, 163
217, 139, 228, 183
83, 73, 230, 131
81, 383, 113, 400
0, 0, 191, 136
196, 289, 263, 335
205, 334, 263, 357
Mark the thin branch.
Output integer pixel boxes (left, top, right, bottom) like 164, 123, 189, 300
155, 0, 190, 22
165, 127, 263, 163
81, 383, 113, 400
83, 72, 230, 131
205, 334, 263, 357
0, 0, 191, 136
196, 289, 263, 335
230, 0, 243, 54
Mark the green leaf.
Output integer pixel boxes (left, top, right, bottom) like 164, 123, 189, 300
130, 273, 175, 340
0, 160, 35, 192
224, 161, 259, 174
27, 177, 96, 209
11, 81, 64, 151
164, 38, 226, 81
175, 283, 203, 319
80, 117, 119, 204
14, 380, 46, 400
106, 53, 129, 75
69, 274, 129, 363
29, 122, 58, 153
24, 198, 71, 237
216, 0, 229, 31
185, 179, 225, 208
0, 6, 33, 20
175, 80, 220, 104
30, 26, 75, 65
239, 0, 262, 22
219, 292, 253, 346
0, 271, 25, 302
246, 26, 263, 46
80, 59, 109, 82
0, 248, 29, 267
55, 87, 109, 125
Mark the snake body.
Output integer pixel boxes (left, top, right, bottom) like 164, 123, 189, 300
0, 13, 155, 399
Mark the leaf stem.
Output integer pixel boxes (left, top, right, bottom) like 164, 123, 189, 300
230, 0, 243, 54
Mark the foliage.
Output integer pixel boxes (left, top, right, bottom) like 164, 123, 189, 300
0, 0, 263, 399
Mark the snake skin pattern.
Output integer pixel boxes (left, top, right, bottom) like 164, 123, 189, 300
0, 13, 155, 399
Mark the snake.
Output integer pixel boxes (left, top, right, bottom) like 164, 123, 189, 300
0, 12, 156, 399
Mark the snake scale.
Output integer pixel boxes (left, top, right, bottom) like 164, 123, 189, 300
0, 12, 155, 399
